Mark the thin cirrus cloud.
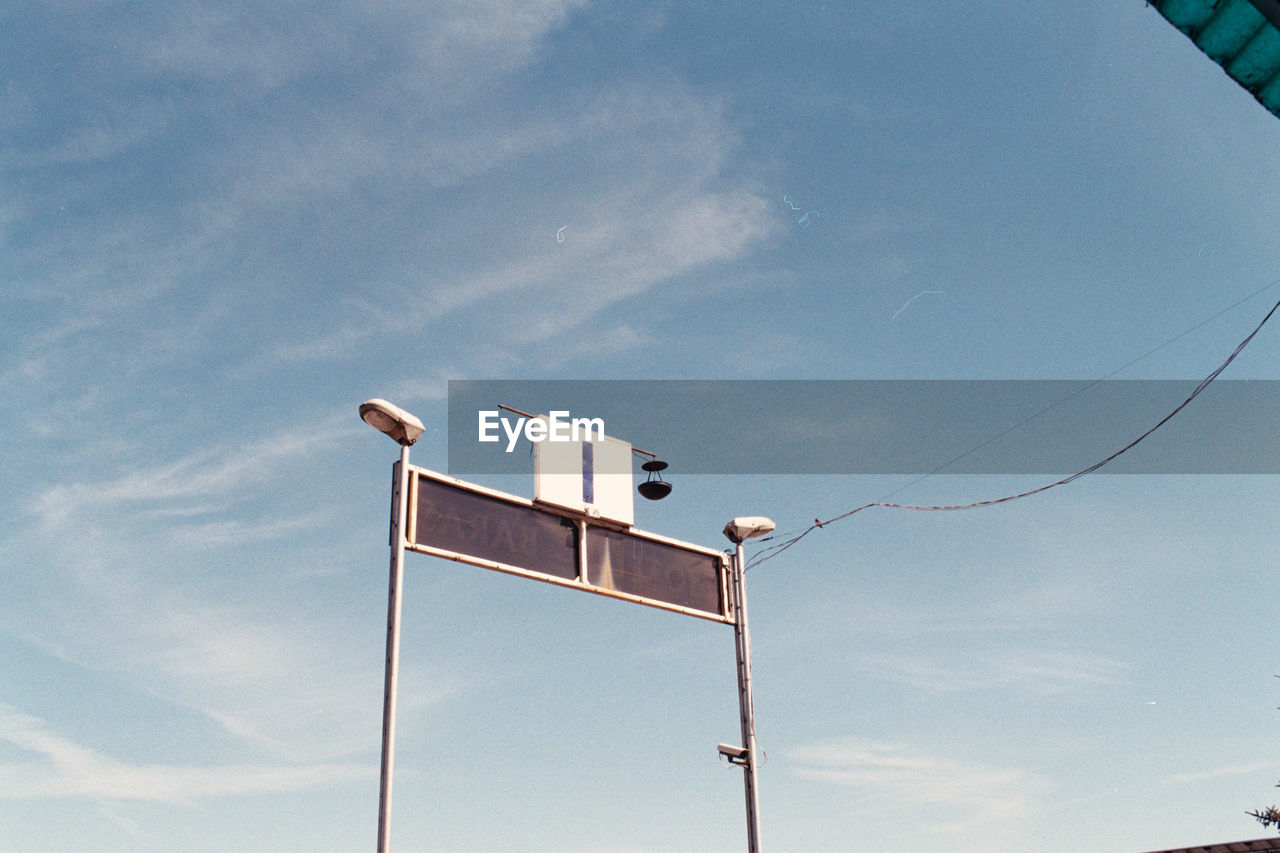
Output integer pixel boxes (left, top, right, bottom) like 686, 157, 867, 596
854, 648, 1129, 696
0, 1, 591, 307
794, 574, 1109, 641
9, 411, 390, 760
6, 1, 773, 378
424, 83, 775, 330
788, 736, 1044, 839
3, 547, 398, 762
430, 186, 774, 342
258, 77, 776, 362
1161, 761, 1280, 787
31, 411, 357, 533
0, 704, 370, 803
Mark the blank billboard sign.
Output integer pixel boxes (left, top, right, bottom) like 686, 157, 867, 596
585, 525, 724, 618
413, 471, 578, 581
407, 468, 730, 623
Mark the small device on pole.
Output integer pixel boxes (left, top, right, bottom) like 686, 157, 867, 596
722, 516, 774, 853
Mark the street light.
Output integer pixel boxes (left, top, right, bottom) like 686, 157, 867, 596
360, 398, 425, 447
360, 399, 769, 851
360, 398, 424, 853
722, 516, 774, 853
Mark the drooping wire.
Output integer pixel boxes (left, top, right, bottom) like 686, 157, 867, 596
854, 275, 1280, 521
747, 291, 1280, 570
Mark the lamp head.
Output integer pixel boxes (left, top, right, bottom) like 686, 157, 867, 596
359, 398, 425, 446
723, 516, 775, 544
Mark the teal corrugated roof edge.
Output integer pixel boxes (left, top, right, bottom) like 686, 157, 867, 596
1150, 0, 1280, 119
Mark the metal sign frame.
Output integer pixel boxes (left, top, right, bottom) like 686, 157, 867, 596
405, 466, 734, 624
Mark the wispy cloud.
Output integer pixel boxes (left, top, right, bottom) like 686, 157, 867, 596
9, 410, 420, 760
425, 82, 774, 340
789, 736, 1046, 841
0, 704, 369, 803
256, 76, 776, 364
3, 0, 774, 413
791, 573, 1109, 640
32, 411, 356, 533
430, 185, 773, 343
0, 0, 606, 421
771, 574, 1129, 698
1162, 761, 1280, 786
857, 647, 1129, 695
2, 559, 447, 763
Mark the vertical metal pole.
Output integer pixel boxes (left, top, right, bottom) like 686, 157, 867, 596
377, 444, 411, 853
731, 542, 763, 852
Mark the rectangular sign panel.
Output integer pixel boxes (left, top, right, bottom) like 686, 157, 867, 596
585, 526, 724, 618
533, 418, 635, 527
413, 469, 579, 581
407, 467, 731, 623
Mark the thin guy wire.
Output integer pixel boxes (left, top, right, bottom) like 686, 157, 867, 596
747, 291, 1280, 570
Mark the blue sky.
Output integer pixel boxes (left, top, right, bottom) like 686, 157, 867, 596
5, 2, 1280, 851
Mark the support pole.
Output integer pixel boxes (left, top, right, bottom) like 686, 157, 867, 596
730, 541, 763, 852
377, 444, 411, 853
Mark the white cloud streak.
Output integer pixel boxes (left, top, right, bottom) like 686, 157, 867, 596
32, 411, 356, 533
11, 411, 406, 760
789, 736, 1046, 841
1161, 761, 1280, 786
2, 0, 774, 794
857, 647, 1129, 695
5, 0, 774, 392
0, 705, 369, 803
253, 75, 776, 363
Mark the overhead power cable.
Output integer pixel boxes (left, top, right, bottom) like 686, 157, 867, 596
747, 291, 1280, 570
